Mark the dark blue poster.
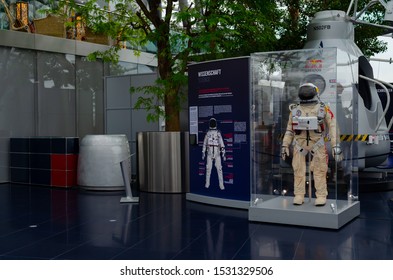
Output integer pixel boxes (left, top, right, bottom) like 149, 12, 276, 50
188, 57, 250, 202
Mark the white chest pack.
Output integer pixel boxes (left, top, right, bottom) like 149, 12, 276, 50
206, 130, 221, 146
290, 102, 326, 131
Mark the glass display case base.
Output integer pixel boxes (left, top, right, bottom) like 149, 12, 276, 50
186, 193, 249, 209
248, 196, 360, 229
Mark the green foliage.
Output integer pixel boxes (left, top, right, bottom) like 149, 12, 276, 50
181, 0, 280, 61
87, 48, 120, 63
131, 84, 165, 123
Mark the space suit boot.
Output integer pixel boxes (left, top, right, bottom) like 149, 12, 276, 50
293, 195, 304, 205
315, 196, 326, 206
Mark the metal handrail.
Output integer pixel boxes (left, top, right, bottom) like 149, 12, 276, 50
374, 78, 393, 131
359, 74, 391, 132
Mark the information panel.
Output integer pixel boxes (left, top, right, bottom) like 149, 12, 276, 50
188, 57, 250, 205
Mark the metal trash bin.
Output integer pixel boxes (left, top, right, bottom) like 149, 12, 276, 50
77, 134, 131, 190
137, 131, 189, 193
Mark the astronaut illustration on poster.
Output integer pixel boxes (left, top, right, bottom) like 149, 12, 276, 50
202, 118, 226, 190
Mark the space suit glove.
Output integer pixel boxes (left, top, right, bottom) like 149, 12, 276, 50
332, 145, 343, 162
281, 146, 289, 160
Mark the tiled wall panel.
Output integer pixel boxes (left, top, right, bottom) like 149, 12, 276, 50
10, 137, 79, 188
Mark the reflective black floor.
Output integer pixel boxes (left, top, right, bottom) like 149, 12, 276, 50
0, 182, 392, 260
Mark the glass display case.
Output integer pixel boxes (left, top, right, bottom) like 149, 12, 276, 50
249, 48, 362, 229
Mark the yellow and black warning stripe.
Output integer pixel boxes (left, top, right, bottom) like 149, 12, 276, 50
276, 133, 374, 142
340, 134, 369, 142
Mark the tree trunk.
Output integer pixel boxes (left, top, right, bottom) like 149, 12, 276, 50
164, 88, 180, 131
287, 0, 300, 30
157, 28, 181, 132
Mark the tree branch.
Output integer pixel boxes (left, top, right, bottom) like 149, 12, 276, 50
135, 11, 152, 35
135, 0, 159, 27
165, 0, 174, 25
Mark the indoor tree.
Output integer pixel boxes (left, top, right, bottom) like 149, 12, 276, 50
53, 0, 281, 131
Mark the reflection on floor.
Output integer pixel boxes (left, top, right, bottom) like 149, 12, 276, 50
0, 183, 392, 260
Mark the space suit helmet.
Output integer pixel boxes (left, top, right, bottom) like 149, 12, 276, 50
298, 83, 319, 102
209, 118, 217, 129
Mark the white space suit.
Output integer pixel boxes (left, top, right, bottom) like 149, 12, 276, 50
281, 83, 342, 206
202, 118, 226, 190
